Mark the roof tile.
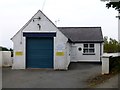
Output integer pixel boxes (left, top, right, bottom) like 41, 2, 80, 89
58, 27, 103, 43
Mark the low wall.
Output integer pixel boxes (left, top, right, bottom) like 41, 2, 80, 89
0, 51, 12, 67
109, 56, 120, 72
102, 53, 120, 74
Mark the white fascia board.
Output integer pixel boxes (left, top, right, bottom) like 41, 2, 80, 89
101, 0, 120, 2
23, 31, 57, 33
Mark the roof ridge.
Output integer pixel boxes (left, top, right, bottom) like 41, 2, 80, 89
58, 27, 101, 28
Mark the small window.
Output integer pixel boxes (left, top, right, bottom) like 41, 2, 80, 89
84, 44, 88, 48
83, 43, 95, 55
90, 44, 94, 48
78, 47, 82, 51
83, 49, 88, 53
89, 49, 94, 53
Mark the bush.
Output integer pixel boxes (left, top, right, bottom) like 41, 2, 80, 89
104, 37, 120, 53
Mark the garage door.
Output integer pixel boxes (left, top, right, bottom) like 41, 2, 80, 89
26, 37, 53, 68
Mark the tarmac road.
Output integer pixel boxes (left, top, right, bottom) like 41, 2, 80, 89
2, 62, 101, 88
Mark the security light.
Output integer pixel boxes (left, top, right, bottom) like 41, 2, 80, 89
33, 17, 41, 22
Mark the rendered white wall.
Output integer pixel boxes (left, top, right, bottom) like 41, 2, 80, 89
70, 43, 101, 62
0, 51, 12, 67
102, 53, 120, 74
54, 30, 68, 70
102, 57, 109, 74
66, 42, 71, 69
12, 32, 25, 69
12, 10, 69, 69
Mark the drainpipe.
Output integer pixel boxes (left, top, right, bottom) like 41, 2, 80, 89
100, 43, 102, 62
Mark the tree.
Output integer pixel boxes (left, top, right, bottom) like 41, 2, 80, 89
0, 46, 13, 51
106, 1, 120, 12
0, 46, 9, 51
101, 0, 120, 12
103, 37, 120, 53
103, 36, 109, 52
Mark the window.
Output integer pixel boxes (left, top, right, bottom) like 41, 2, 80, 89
78, 47, 82, 51
83, 44, 95, 55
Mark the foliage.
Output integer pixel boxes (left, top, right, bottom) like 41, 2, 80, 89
0, 46, 9, 51
104, 37, 120, 72
0, 46, 13, 57
101, 0, 120, 12
106, 1, 120, 12
88, 56, 120, 88
104, 37, 120, 53
0, 46, 13, 51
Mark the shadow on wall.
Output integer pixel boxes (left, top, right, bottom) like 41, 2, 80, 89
109, 56, 120, 72
68, 62, 102, 70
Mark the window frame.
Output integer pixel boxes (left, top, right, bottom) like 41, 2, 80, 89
83, 43, 95, 55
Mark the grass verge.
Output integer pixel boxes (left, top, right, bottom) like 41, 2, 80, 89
87, 56, 120, 88
87, 70, 119, 88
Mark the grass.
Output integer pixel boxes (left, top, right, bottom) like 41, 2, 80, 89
87, 70, 119, 88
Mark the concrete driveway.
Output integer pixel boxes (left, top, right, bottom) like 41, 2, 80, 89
2, 62, 101, 88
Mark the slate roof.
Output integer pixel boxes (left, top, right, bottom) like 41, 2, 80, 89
58, 27, 103, 43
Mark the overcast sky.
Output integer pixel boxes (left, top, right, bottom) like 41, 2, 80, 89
0, 0, 118, 49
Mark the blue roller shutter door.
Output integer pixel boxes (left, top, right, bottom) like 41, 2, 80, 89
26, 37, 53, 68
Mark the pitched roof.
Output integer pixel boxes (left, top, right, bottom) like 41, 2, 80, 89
11, 10, 57, 40
58, 27, 103, 43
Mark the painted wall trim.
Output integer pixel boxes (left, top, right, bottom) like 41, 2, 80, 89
23, 32, 56, 37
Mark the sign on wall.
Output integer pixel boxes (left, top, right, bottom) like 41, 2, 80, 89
15, 51, 23, 56
56, 52, 64, 56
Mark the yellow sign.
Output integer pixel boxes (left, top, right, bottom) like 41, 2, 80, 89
56, 52, 64, 56
15, 52, 23, 56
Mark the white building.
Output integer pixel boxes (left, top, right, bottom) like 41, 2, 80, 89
11, 10, 104, 70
